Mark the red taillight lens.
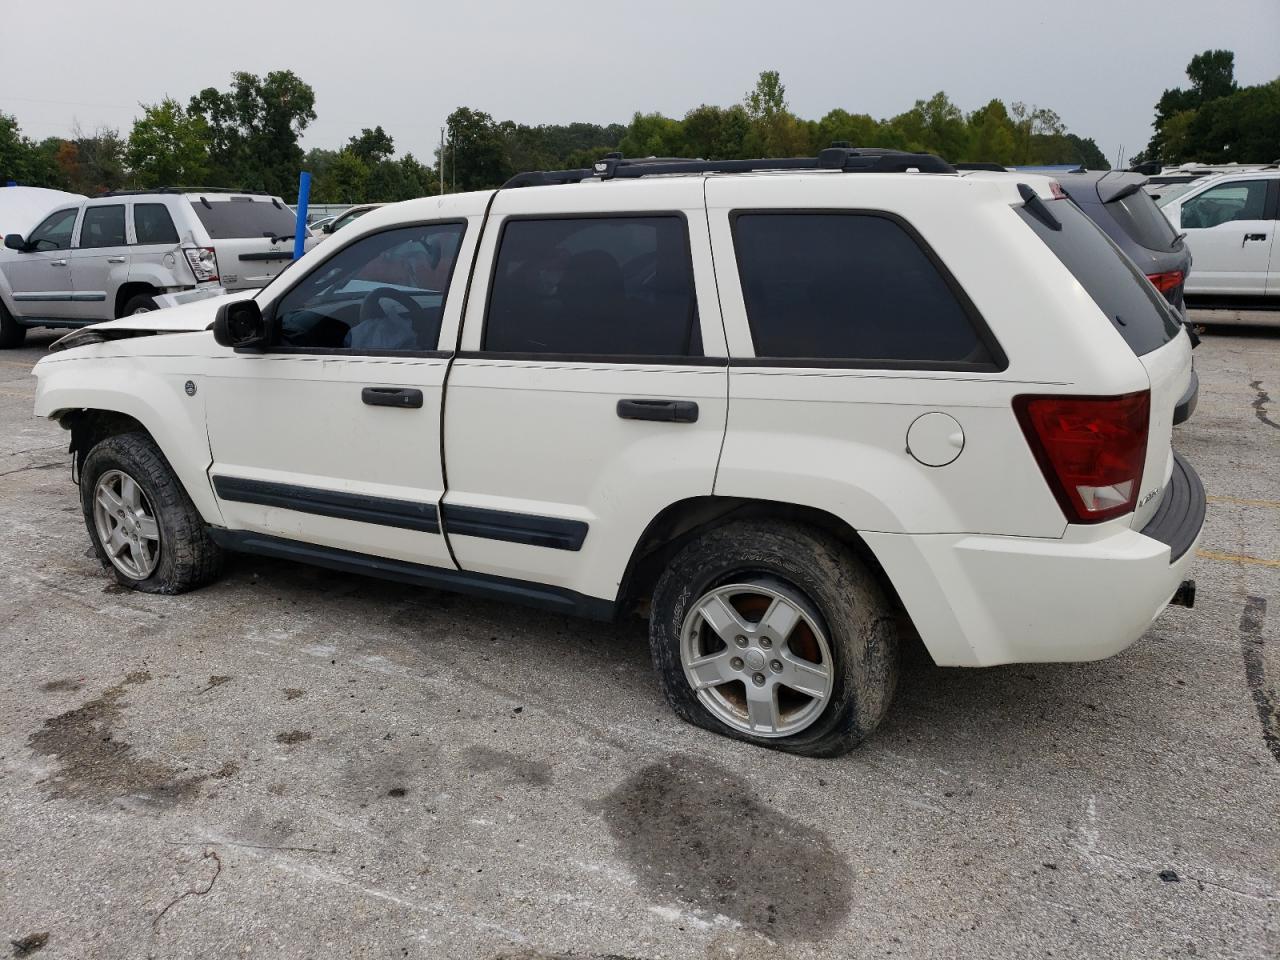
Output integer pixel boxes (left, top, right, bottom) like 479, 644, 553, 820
1145, 270, 1184, 293
1014, 391, 1150, 523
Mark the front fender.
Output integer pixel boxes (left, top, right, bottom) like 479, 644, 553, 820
34, 355, 224, 525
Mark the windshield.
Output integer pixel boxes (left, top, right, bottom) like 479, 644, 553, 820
1152, 181, 1207, 207
190, 197, 298, 240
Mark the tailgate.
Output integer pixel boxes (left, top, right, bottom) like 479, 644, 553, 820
215, 238, 295, 290
1131, 331, 1193, 530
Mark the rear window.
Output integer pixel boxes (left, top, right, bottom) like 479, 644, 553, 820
189, 197, 297, 240
1019, 199, 1182, 356
1107, 190, 1179, 251
731, 212, 997, 366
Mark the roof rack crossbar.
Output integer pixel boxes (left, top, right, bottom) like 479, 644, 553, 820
500, 148, 954, 189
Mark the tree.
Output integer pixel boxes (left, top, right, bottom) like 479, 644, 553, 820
1145, 50, 1241, 162
127, 98, 209, 186
742, 70, 809, 157
812, 109, 880, 153
618, 112, 684, 158
442, 107, 512, 191
347, 126, 395, 165
189, 70, 316, 194
964, 99, 1017, 164
311, 149, 368, 203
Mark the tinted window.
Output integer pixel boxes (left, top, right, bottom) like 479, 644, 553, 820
79, 205, 126, 249
273, 222, 465, 352
1108, 191, 1179, 251
190, 197, 298, 239
1181, 181, 1268, 229
134, 203, 179, 244
1018, 198, 1182, 356
484, 216, 700, 356
26, 208, 78, 251
732, 213, 992, 365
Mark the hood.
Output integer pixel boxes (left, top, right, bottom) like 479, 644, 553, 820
49, 290, 254, 352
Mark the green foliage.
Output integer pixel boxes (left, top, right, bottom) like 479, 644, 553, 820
126, 98, 209, 186
445, 107, 513, 191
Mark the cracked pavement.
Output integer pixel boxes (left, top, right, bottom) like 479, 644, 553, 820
1, 320, 1277, 959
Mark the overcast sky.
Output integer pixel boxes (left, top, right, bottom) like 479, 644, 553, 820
4, 0, 1278, 169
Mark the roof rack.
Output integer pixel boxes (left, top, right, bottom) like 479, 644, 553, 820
96, 186, 273, 198
501, 147, 955, 189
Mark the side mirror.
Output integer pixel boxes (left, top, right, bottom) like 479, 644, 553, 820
4, 234, 27, 251
322, 223, 334, 234
212, 299, 267, 349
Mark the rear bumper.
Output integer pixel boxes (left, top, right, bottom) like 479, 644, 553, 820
1173, 369, 1199, 425
864, 455, 1207, 667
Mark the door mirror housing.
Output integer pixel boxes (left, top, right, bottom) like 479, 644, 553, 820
4, 234, 27, 251
212, 298, 268, 350
322, 223, 334, 234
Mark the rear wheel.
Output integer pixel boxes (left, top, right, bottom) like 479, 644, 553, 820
121, 293, 159, 316
650, 520, 898, 756
80, 432, 223, 594
0, 301, 26, 348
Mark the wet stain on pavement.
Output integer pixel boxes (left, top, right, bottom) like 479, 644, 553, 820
27, 672, 207, 805
1240, 596, 1279, 763
1250, 380, 1279, 431
275, 730, 312, 745
283, 688, 305, 700
599, 755, 852, 941
10, 932, 49, 956
464, 746, 552, 786
39, 679, 83, 693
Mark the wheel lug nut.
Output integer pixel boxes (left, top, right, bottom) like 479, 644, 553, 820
770, 660, 783, 673
730, 656, 744, 671
734, 635, 748, 648
752, 673, 766, 686
759, 637, 773, 649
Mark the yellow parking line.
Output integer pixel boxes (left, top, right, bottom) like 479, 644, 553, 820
0, 359, 35, 369
1207, 495, 1280, 509
1197, 549, 1280, 568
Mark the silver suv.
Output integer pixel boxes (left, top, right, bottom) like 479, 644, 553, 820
0, 188, 311, 347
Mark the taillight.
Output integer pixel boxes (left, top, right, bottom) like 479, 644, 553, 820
1146, 270, 1183, 294
182, 246, 219, 283
1014, 391, 1150, 523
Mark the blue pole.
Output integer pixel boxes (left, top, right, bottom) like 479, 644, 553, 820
293, 171, 311, 260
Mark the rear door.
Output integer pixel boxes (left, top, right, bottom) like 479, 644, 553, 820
4, 206, 79, 319
67, 202, 129, 319
187, 195, 299, 290
441, 179, 728, 605
1176, 178, 1274, 295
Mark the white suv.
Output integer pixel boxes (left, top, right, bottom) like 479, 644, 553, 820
32, 149, 1205, 756
0, 188, 310, 347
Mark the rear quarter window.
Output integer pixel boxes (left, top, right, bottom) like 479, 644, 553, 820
731, 212, 1000, 367
1019, 198, 1182, 356
190, 198, 297, 240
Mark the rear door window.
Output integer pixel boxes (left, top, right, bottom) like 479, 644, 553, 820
190, 197, 298, 240
79, 205, 126, 249
134, 203, 179, 244
484, 216, 700, 357
730, 212, 998, 367
1018, 198, 1182, 356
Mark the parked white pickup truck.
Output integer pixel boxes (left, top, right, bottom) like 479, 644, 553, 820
32, 149, 1204, 755
0, 188, 312, 347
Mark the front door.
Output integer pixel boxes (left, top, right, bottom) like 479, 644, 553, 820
1178, 178, 1276, 295
442, 179, 729, 606
5, 206, 79, 320
201, 207, 482, 570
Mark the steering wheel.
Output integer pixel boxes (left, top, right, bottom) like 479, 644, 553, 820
359, 286, 428, 327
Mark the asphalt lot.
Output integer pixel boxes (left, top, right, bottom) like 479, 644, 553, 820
1, 319, 1277, 960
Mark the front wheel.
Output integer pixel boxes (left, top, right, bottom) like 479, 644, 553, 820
649, 520, 898, 757
0, 301, 26, 348
80, 432, 223, 593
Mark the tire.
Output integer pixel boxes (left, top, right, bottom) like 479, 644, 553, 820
120, 293, 159, 317
80, 431, 223, 594
650, 520, 898, 757
0, 301, 26, 349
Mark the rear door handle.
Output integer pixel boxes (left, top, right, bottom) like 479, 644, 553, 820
361, 386, 423, 409
1243, 233, 1267, 244
107, 256, 127, 263
616, 398, 699, 423
50, 259, 67, 266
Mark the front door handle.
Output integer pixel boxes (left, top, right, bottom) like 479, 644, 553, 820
1243, 233, 1267, 245
361, 386, 423, 409
107, 256, 127, 263
50, 259, 67, 266
616, 398, 699, 423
